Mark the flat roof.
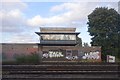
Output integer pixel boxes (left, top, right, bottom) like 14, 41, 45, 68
40, 27, 76, 32
35, 32, 80, 35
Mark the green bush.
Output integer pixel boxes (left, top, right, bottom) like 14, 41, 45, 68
15, 52, 40, 64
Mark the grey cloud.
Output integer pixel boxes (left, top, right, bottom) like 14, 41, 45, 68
1, 26, 23, 33
0, 9, 26, 33
1, 1, 27, 33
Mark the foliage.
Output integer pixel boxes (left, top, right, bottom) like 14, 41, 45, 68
87, 7, 120, 61
76, 36, 82, 47
83, 42, 89, 47
15, 52, 40, 64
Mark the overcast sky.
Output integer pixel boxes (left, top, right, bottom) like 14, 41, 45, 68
1, 0, 119, 45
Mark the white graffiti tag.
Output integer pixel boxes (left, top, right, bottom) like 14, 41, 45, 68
82, 51, 100, 60
42, 51, 64, 58
66, 56, 78, 60
49, 51, 64, 58
42, 53, 49, 58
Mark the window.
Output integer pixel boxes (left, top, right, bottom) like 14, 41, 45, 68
41, 34, 76, 40
66, 50, 72, 57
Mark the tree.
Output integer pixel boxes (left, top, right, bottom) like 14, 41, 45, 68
83, 42, 89, 47
87, 7, 120, 61
76, 36, 82, 47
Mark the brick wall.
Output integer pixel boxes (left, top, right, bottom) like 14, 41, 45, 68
2, 43, 38, 61
2, 44, 101, 62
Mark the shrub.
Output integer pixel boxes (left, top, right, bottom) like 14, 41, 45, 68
15, 52, 40, 64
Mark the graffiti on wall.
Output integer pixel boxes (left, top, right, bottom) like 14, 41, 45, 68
42, 50, 101, 61
65, 50, 78, 60
42, 51, 64, 58
82, 51, 100, 60
66, 56, 78, 60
